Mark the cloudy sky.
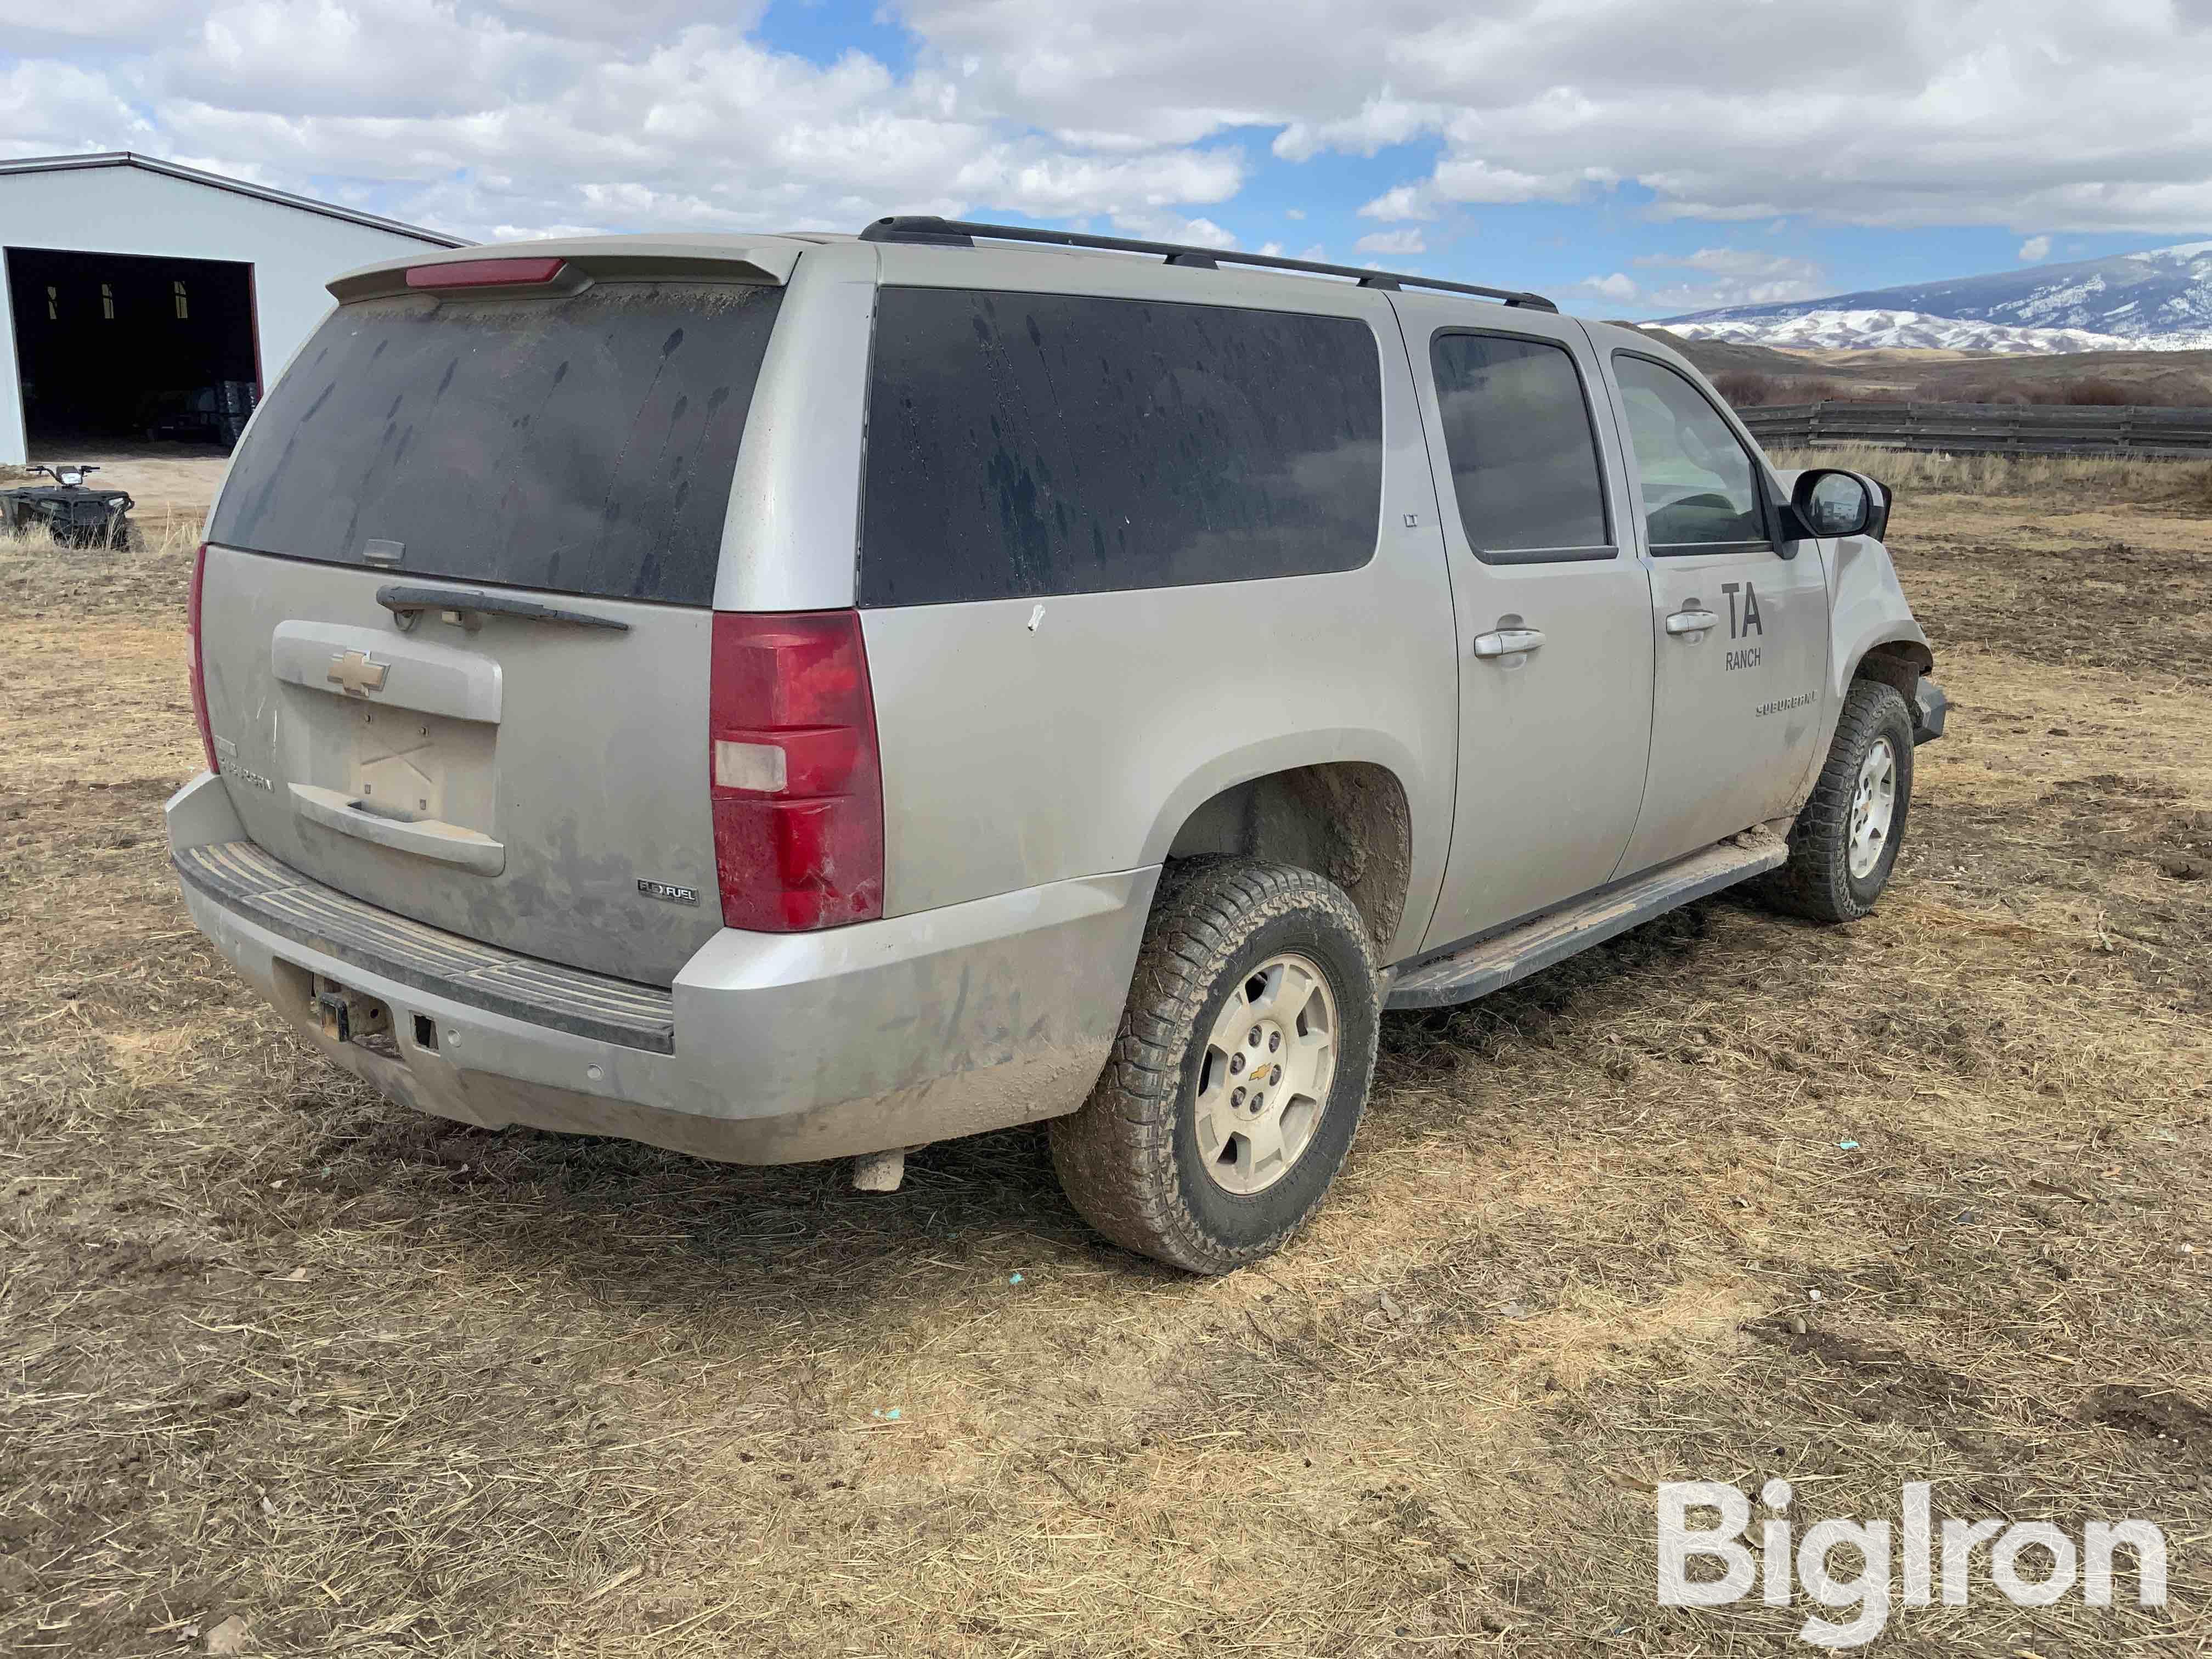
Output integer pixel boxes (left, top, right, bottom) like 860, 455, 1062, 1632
4, 0, 2210, 318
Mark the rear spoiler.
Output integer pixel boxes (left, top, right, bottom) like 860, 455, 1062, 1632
328, 235, 804, 304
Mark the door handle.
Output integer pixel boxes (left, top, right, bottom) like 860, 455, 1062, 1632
289, 783, 506, 876
1472, 628, 1546, 659
1666, 608, 1720, 637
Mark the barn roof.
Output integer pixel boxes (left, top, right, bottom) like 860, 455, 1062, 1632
0, 151, 467, 248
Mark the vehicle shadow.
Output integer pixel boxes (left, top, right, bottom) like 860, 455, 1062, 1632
360, 893, 1741, 1313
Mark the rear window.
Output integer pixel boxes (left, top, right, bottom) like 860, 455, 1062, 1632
210, 281, 783, 606
859, 288, 1383, 606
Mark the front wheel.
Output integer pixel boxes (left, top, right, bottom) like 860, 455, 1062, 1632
1051, 859, 1381, 1274
1763, 679, 1916, 923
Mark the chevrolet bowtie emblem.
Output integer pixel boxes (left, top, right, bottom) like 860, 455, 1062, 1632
327, 650, 390, 696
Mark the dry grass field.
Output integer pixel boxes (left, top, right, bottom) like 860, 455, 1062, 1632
3, 456, 2210, 1656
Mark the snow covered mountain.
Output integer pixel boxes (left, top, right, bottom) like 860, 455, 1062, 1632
1663, 241, 2212, 352
1664, 309, 2202, 354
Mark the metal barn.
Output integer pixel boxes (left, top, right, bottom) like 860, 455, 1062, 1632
0, 151, 462, 465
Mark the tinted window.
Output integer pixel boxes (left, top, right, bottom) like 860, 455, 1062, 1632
859, 289, 1383, 606
1430, 332, 1610, 562
1613, 354, 1767, 550
210, 282, 783, 605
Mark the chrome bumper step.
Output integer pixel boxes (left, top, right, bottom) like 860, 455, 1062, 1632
174, 840, 676, 1051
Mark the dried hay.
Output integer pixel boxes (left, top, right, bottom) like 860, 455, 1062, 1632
2, 473, 2208, 1654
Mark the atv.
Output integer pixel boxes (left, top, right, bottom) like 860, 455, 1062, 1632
0, 465, 137, 548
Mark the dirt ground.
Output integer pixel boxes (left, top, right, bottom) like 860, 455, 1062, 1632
2, 459, 2210, 1656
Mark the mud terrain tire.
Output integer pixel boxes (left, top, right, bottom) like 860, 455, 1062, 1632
1051, 859, 1380, 1274
1763, 679, 1915, 923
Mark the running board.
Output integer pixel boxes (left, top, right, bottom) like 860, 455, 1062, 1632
1385, 827, 1791, 1011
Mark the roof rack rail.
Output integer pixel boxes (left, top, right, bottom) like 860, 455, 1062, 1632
859, 216, 1558, 313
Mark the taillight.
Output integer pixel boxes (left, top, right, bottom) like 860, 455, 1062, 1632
404, 256, 568, 290
708, 611, 884, 932
187, 543, 218, 774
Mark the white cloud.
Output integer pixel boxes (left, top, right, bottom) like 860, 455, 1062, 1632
0, 0, 179, 41
1429, 156, 1558, 205
1355, 227, 1426, 255
1633, 246, 1821, 281
1582, 272, 1637, 300
7, 0, 2212, 244
901, 0, 2212, 233
1273, 92, 1440, 162
1357, 183, 1431, 222
2018, 234, 2051, 262
1624, 246, 1826, 312
1111, 211, 1238, 247
0, 59, 159, 154
983, 150, 1243, 214
0, 1, 1248, 239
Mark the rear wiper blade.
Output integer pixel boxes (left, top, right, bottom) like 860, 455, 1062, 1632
375, 584, 630, 633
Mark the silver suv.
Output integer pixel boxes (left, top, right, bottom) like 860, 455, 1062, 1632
169, 217, 1946, 1273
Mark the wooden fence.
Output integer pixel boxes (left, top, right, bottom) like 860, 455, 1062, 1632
1739, 401, 2212, 459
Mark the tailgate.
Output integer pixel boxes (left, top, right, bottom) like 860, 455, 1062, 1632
198, 550, 718, 985
195, 274, 787, 985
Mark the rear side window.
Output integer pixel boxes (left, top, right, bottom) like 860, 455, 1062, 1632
1612, 354, 1768, 552
859, 288, 1383, 606
210, 282, 784, 605
1430, 332, 1611, 562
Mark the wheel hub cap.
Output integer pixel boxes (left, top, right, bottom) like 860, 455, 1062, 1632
1195, 953, 1338, 1195
1848, 737, 1897, 881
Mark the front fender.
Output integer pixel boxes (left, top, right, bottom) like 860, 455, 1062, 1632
1805, 531, 1940, 776
1826, 532, 1932, 703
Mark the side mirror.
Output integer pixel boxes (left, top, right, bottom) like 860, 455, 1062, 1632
1792, 469, 1873, 538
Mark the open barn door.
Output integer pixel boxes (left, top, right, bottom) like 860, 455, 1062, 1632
5, 247, 258, 454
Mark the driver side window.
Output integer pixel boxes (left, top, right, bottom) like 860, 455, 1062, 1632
1613, 355, 1767, 552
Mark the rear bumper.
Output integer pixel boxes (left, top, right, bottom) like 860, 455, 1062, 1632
167, 772, 1155, 1164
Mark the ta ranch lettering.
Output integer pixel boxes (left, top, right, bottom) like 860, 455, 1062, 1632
1722, 579, 1762, 671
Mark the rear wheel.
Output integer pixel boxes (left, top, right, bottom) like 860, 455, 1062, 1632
1763, 679, 1915, 922
1051, 859, 1380, 1274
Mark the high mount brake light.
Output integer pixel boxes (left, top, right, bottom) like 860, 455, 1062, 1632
708, 611, 885, 933
187, 544, 218, 774
404, 257, 569, 290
